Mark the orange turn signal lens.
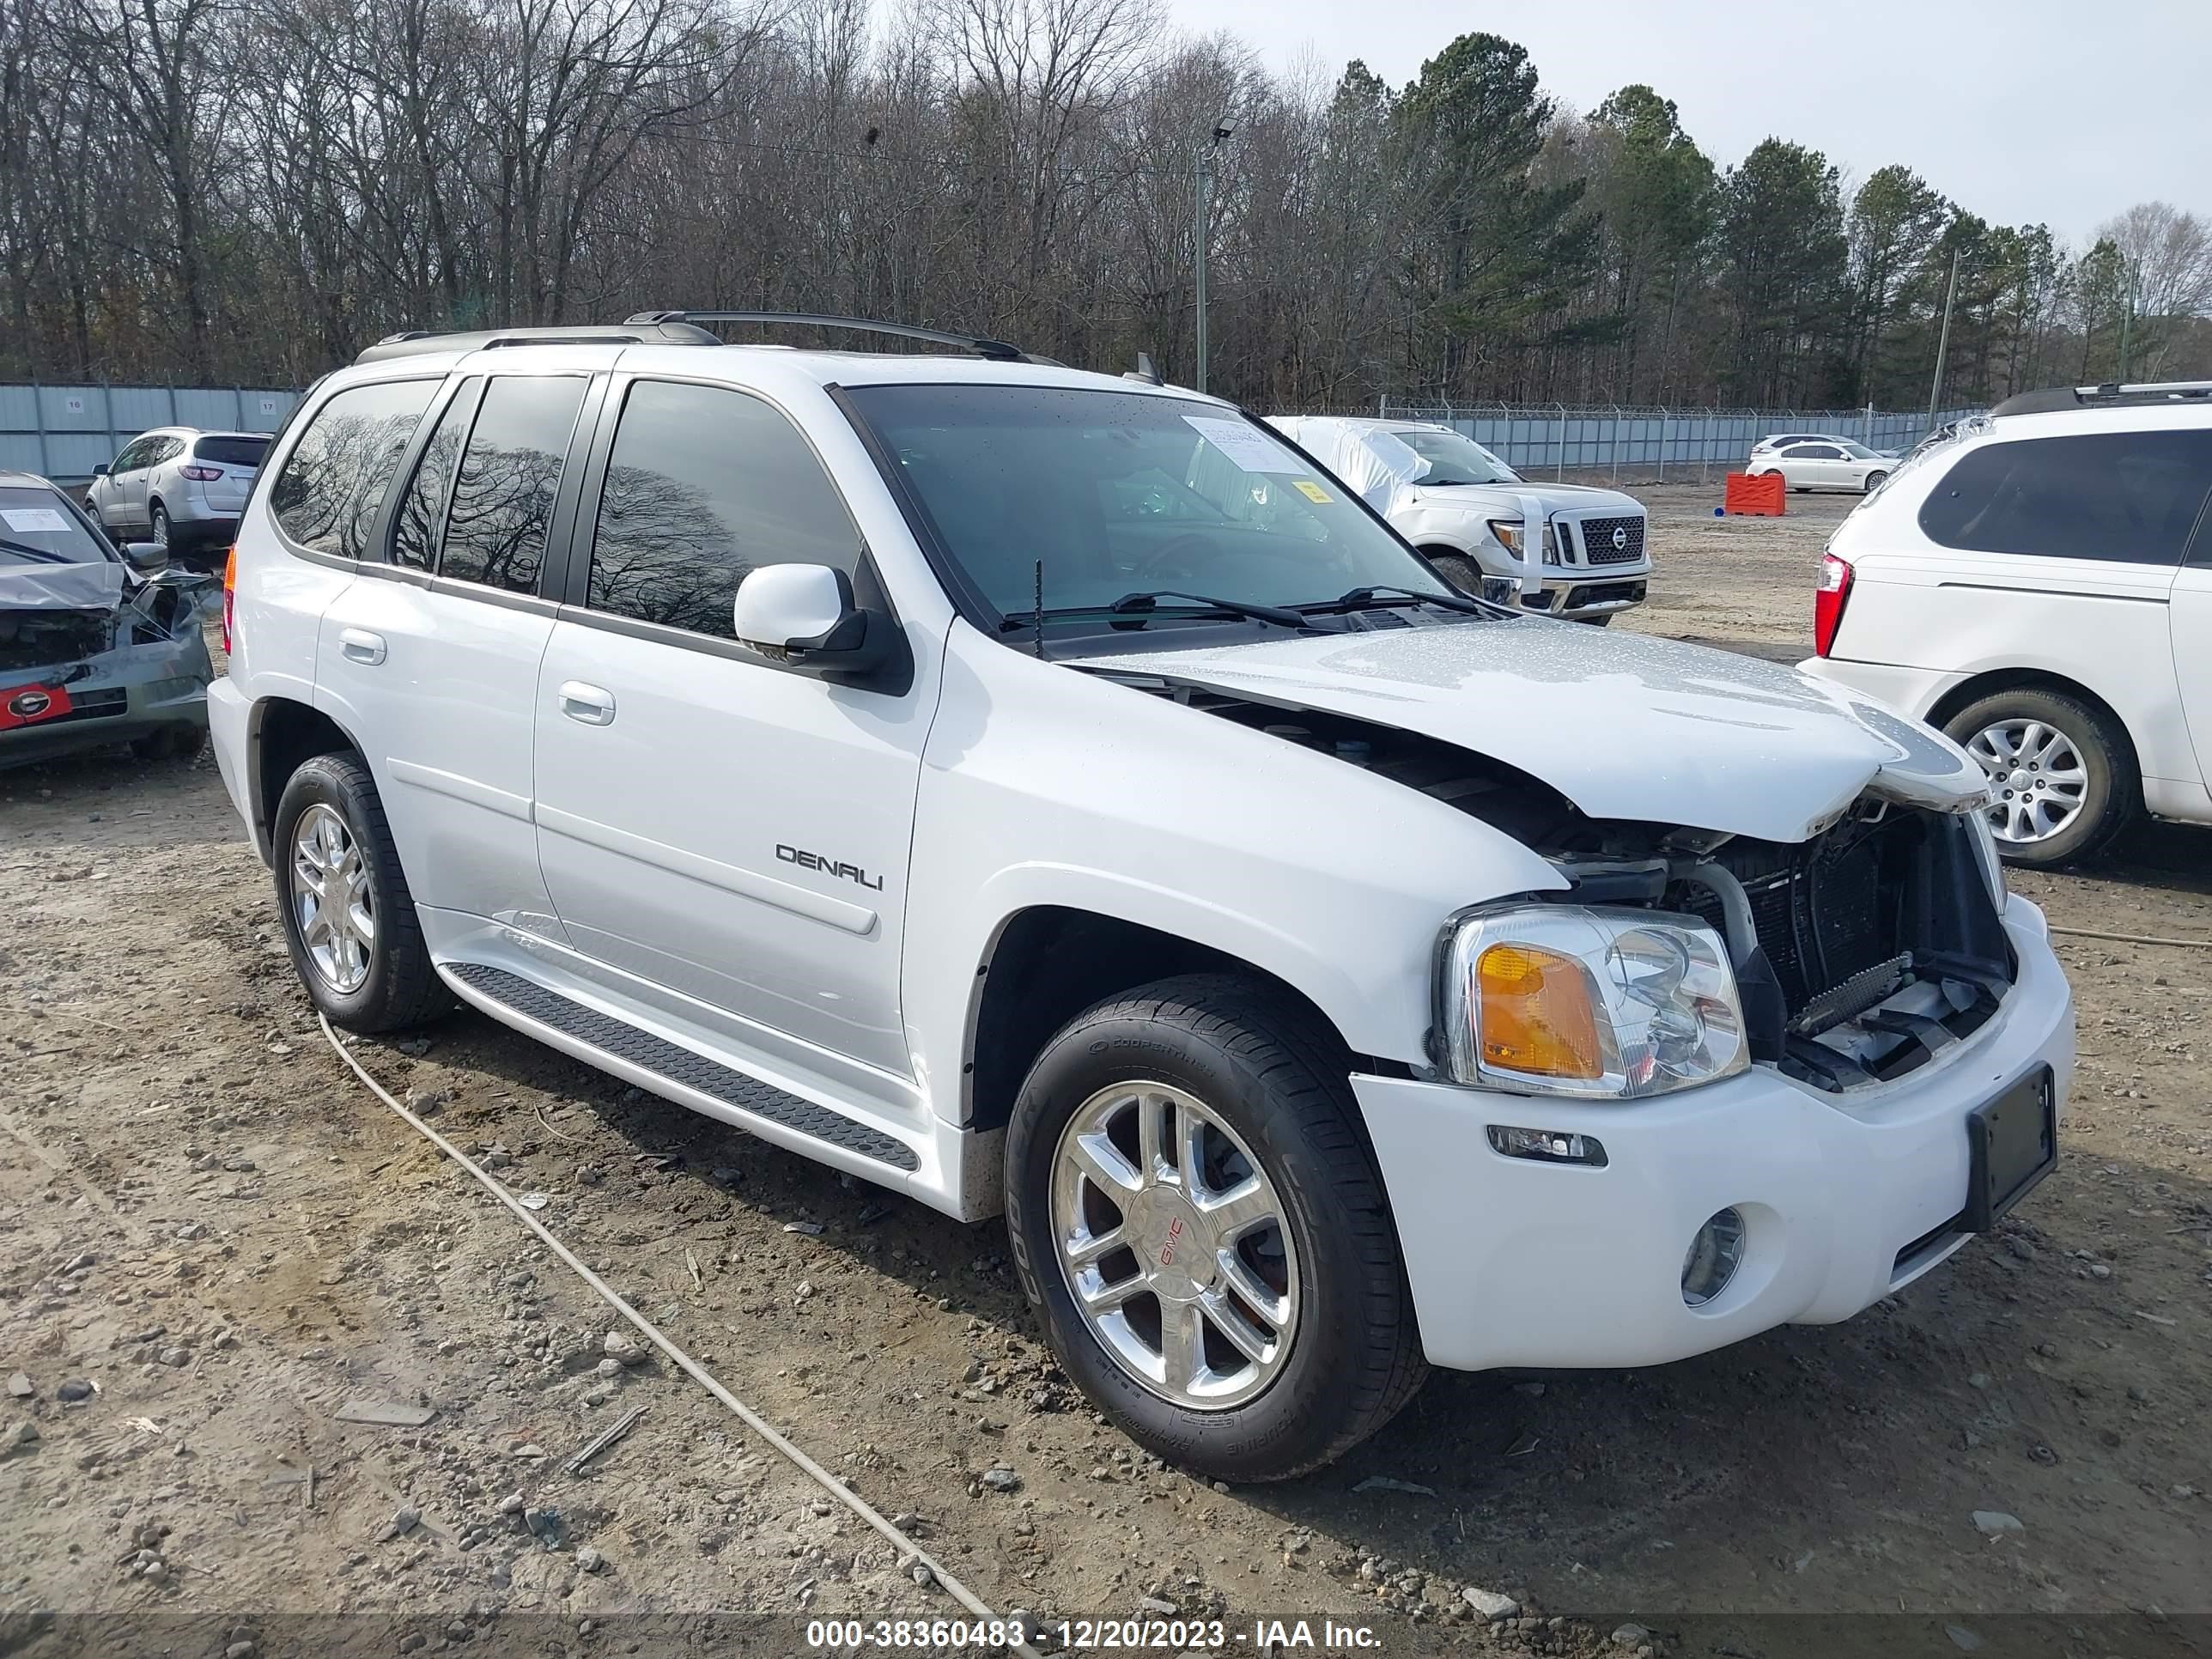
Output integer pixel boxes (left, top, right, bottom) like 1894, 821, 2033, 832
1475, 943, 1603, 1080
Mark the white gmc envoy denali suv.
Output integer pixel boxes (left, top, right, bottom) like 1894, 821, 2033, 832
209, 314, 2073, 1481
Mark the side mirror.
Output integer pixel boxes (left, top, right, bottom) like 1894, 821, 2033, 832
122, 540, 169, 575
733, 563, 905, 685
92, 463, 110, 477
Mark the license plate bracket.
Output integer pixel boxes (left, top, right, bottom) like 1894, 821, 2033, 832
1965, 1065, 2056, 1231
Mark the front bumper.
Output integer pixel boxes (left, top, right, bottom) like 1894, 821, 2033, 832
1522, 575, 1649, 616
1357, 896, 2073, 1373
0, 639, 211, 769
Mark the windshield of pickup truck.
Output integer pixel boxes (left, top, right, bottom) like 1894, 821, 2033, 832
1392, 427, 1520, 486
848, 384, 1461, 627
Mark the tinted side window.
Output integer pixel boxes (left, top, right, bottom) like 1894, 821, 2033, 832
1790, 445, 1840, 459
269, 380, 440, 560
111, 438, 150, 471
154, 437, 186, 465
1920, 431, 2212, 564
391, 385, 475, 572
438, 376, 586, 593
584, 380, 864, 637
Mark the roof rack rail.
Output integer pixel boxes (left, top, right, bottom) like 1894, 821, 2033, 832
627, 310, 1035, 363
1990, 380, 2212, 418
353, 319, 723, 365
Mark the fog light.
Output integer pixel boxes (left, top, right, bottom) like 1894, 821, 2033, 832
1486, 1125, 1607, 1167
1681, 1207, 1747, 1307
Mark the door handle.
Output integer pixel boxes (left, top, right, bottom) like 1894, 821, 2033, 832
337, 628, 387, 665
559, 681, 616, 726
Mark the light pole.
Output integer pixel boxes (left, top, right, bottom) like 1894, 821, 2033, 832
1194, 120, 1234, 395
1925, 241, 1962, 431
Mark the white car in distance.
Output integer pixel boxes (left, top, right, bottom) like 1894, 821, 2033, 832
1748, 438, 1894, 495
1271, 416, 1650, 623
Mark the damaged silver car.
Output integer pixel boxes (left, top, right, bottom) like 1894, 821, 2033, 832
0, 470, 214, 769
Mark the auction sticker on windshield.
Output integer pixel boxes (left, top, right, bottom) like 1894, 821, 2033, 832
1292, 480, 1332, 503
2, 508, 72, 533
1182, 415, 1291, 473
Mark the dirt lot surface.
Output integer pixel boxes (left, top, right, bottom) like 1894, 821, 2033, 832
4, 515, 2211, 1658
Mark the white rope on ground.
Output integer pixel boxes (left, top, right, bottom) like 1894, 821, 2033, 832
319, 1012, 1043, 1658
2048, 926, 2212, 951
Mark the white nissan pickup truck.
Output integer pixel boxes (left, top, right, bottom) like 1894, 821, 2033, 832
208, 314, 2072, 1481
1269, 416, 1652, 621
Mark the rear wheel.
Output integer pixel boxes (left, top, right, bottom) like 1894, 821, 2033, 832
272, 752, 451, 1030
148, 501, 170, 553
1943, 688, 2136, 866
1863, 470, 1888, 493
1004, 974, 1425, 1481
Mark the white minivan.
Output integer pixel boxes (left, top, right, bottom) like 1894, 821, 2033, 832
1803, 382, 2212, 866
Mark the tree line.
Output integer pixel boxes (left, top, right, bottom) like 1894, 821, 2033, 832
3, 0, 2209, 411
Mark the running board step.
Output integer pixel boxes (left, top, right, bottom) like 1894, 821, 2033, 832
445, 962, 920, 1171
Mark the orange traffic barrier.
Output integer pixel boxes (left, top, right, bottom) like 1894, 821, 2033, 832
1723, 471, 1786, 516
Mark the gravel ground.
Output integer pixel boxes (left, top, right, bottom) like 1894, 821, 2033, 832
3, 520, 2210, 1657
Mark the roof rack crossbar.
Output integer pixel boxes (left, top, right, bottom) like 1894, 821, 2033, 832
627, 310, 1030, 362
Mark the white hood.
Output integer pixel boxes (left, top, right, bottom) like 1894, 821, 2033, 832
1413, 479, 1644, 518
1073, 622, 1988, 845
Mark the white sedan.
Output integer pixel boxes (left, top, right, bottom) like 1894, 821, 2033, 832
1748, 439, 1894, 494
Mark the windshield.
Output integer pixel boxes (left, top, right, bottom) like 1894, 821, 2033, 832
0, 485, 112, 565
847, 385, 1458, 624
1838, 441, 1878, 459
1393, 427, 1520, 486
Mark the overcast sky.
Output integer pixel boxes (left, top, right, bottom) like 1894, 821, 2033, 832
1165, 0, 2209, 247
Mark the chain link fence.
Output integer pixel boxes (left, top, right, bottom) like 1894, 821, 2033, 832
1353, 401, 1984, 484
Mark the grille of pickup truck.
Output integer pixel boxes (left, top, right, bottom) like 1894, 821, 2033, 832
1576, 516, 1645, 565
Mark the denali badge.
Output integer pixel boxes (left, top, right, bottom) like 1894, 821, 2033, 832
776, 843, 886, 891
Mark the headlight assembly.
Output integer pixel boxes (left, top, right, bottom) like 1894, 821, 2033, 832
1437, 904, 1749, 1098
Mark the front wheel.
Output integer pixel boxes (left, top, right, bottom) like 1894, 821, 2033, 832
1421, 550, 1485, 599
1943, 689, 2137, 866
272, 752, 451, 1030
1004, 974, 1425, 1481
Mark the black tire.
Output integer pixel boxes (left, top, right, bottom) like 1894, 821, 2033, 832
1421, 550, 1485, 599
271, 751, 451, 1031
1863, 471, 1888, 493
1004, 973, 1425, 1482
1942, 688, 2137, 867
149, 501, 170, 553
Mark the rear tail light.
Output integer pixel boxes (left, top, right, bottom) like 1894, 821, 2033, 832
1814, 552, 1854, 658
222, 547, 237, 655
180, 465, 223, 482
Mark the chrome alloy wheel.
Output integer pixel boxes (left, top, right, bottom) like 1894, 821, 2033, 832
1966, 719, 2089, 846
290, 803, 375, 993
1048, 1081, 1299, 1410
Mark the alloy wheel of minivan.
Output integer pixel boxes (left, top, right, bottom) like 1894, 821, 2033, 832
1942, 687, 2136, 867
1966, 720, 2088, 847
1049, 1080, 1299, 1411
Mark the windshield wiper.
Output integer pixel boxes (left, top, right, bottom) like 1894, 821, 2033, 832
1000, 590, 1314, 633
0, 536, 79, 563
1296, 583, 1492, 617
